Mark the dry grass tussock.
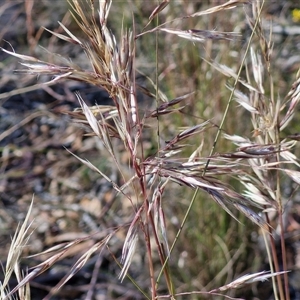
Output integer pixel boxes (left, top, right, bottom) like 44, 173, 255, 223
1, 0, 300, 299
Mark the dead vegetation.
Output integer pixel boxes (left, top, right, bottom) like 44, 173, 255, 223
1, 0, 300, 299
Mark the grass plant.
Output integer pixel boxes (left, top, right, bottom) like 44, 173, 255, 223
1, 0, 300, 299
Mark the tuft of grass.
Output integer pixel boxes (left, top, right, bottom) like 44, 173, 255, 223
1, 0, 300, 299
0, 197, 34, 300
